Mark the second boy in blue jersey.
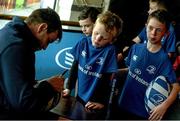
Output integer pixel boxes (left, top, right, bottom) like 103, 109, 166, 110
63, 11, 123, 120
119, 10, 180, 120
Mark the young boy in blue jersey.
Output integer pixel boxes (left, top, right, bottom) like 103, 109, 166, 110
132, 0, 176, 60
62, 11, 123, 120
118, 10, 180, 120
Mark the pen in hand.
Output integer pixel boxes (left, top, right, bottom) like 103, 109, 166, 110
59, 69, 68, 77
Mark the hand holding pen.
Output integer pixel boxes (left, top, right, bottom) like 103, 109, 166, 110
47, 69, 68, 93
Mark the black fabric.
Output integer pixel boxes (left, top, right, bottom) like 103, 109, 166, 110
89, 73, 112, 105
0, 17, 57, 119
66, 60, 78, 90
163, 98, 180, 120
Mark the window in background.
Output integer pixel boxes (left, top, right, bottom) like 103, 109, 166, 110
55, 0, 108, 22
0, 0, 53, 29
54, 0, 110, 30
0, 0, 41, 16
55, 0, 73, 21
40, 0, 55, 9
0, 0, 110, 30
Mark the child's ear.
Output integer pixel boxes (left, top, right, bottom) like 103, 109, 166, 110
145, 23, 148, 32
145, 23, 147, 28
37, 23, 48, 33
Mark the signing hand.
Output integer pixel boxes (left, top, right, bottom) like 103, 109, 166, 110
47, 75, 64, 93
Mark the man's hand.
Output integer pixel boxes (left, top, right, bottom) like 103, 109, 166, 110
47, 75, 65, 93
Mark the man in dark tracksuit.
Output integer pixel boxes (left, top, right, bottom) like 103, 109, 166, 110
0, 8, 63, 119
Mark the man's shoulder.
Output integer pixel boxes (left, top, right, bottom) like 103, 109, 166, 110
0, 30, 23, 54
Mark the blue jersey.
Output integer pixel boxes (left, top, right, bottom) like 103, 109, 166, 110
70, 37, 118, 103
119, 43, 176, 118
138, 24, 176, 53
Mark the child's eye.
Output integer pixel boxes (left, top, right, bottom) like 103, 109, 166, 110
156, 28, 163, 33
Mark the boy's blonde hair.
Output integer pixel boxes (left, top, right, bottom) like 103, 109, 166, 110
96, 11, 123, 41
149, 0, 169, 11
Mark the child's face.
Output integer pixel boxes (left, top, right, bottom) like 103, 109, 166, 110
79, 17, 94, 36
91, 21, 115, 48
146, 17, 166, 45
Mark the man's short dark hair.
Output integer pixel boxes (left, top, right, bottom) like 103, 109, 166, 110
25, 8, 62, 40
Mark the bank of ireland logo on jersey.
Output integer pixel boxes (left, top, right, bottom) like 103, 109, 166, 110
55, 47, 74, 70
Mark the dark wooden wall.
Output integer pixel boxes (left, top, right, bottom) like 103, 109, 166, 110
108, 0, 149, 45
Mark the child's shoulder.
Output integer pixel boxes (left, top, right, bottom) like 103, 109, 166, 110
132, 43, 146, 49
77, 36, 90, 44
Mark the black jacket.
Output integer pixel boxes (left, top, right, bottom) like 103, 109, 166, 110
0, 17, 56, 119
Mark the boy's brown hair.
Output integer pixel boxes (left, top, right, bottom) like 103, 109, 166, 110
78, 7, 101, 23
147, 9, 171, 31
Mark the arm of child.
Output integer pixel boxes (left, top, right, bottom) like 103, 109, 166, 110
62, 60, 78, 97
